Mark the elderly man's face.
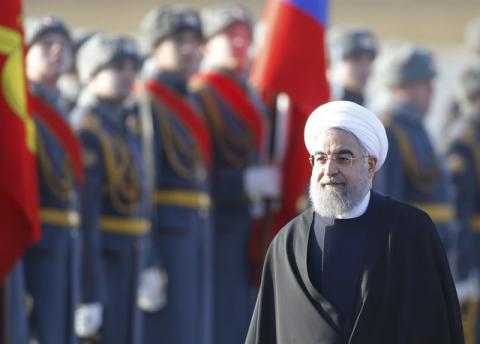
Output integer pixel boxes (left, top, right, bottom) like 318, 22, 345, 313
309, 128, 377, 217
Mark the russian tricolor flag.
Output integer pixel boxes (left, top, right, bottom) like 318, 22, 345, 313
251, 0, 329, 112
249, 0, 330, 285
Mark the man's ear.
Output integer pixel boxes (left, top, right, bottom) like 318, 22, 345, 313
367, 156, 377, 177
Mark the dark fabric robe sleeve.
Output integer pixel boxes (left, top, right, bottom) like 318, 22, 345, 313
351, 202, 464, 344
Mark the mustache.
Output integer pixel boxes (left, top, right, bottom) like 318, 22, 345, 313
319, 176, 346, 185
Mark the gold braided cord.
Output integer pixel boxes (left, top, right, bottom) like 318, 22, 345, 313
200, 87, 254, 155
388, 123, 440, 194
36, 127, 74, 202
85, 122, 141, 215
105, 133, 141, 215
110, 135, 140, 202
151, 97, 198, 160
196, 87, 254, 168
411, 203, 454, 223
151, 97, 201, 180
462, 297, 479, 344
163, 110, 201, 161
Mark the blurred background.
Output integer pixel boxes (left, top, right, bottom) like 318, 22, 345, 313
22, 0, 478, 44
23, 0, 480, 144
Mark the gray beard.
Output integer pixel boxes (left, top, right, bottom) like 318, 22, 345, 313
309, 169, 372, 218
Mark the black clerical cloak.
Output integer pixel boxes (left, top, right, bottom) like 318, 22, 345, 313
246, 193, 464, 344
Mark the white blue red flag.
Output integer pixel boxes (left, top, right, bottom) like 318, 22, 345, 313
249, 0, 330, 285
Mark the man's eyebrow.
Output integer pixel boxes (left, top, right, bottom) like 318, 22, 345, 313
337, 149, 354, 156
314, 149, 354, 156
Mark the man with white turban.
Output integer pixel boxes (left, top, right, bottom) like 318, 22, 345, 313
246, 101, 464, 344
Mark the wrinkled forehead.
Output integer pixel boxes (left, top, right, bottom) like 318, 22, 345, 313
313, 128, 364, 154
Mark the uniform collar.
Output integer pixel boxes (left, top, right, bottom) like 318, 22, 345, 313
389, 99, 425, 125
154, 69, 188, 96
209, 67, 249, 89
342, 87, 365, 106
30, 81, 67, 116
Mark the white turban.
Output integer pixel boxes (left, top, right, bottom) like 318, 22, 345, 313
304, 101, 388, 171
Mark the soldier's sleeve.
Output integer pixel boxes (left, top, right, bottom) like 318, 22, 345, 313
133, 102, 165, 270
143, 233, 163, 269
77, 127, 106, 304
445, 141, 476, 224
373, 128, 406, 201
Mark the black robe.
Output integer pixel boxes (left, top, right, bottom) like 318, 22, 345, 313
246, 192, 464, 344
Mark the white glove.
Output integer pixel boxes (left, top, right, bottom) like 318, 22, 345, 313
456, 272, 480, 303
75, 303, 103, 338
244, 165, 282, 199
137, 267, 168, 312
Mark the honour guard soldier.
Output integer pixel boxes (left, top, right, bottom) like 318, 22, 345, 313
24, 15, 83, 344
374, 45, 456, 258
138, 5, 213, 344
329, 27, 378, 106
445, 64, 480, 344
442, 17, 480, 136
191, 4, 280, 344
71, 33, 153, 344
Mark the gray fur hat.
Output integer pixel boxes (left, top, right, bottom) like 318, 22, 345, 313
24, 15, 71, 48
139, 5, 202, 52
201, 4, 253, 40
384, 45, 436, 86
335, 27, 378, 60
76, 33, 141, 84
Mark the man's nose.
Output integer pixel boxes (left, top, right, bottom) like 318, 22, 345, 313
323, 159, 338, 176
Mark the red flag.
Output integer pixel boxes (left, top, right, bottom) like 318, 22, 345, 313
249, 0, 330, 284
251, 0, 330, 112
0, 0, 40, 281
